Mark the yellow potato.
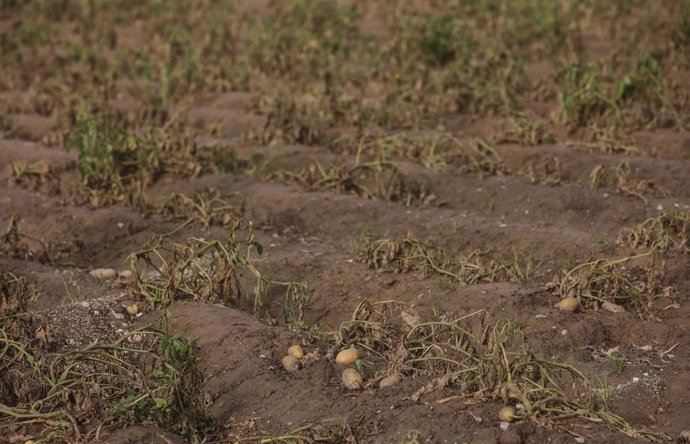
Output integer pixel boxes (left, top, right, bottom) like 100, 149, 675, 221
119, 270, 133, 279
335, 347, 361, 365
288, 345, 304, 359
379, 373, 401, 388
89, 268, 117, 279
341, 368, 363, 389
498, 406, 516, 422
556, 296, 580, 312
126, 304, 139, 316
282, 355, 301, 372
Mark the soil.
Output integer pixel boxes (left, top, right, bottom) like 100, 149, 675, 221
1, 2, 689, 444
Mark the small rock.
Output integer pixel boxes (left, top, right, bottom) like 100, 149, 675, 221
89, 268, 117, 279
80, 301, 90, 308
499, 421, 510, 431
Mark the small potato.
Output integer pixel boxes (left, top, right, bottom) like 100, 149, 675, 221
335, 347, 361, 365
282, 355, 301, 372
379, 373, 401, 388
556, 296, 580, 312
602, 300, 625, 313
126, 304, 139, 316
89, 268, 117, 279
118, 270, 133, 279
288, 345, 304, 359
341, 368, 363, 389
498, 406, 516, 422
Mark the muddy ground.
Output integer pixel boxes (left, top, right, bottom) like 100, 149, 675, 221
1, 1, 689, 443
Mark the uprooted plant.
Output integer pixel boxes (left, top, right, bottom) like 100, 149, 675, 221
273, 159, 436, 207
589, 161, 671, 204
548, 252, 673, 318
155, 187, 246, 229
0, 270, 37, 316
335, 300, 666, 442
0, 313, 213, 442
128, 218, 311, 327
617, 212, 689, 254
499, 112, 555, 146
0, 216, 81, 266
9, 159, 67, 195
361, 233, 540, 285
519, 154, 562, 186
330, 132, 510, 177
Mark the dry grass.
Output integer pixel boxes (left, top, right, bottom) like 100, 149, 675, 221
567, 127, 654, 156
0, 271, 37, 316
330, 133, 511, 178
361, 233, 540, 285
155, 187, 245, 229
618, 212, 690, 254
500, 112, 555, 146
519, 155, 562, 186
273, 159, 436, 207
9, 160, 65, 195
589, 161, 671, 204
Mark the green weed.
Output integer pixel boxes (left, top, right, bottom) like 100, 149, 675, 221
557, 63, 614, 128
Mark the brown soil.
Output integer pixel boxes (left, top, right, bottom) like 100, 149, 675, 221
1, 2, 690, 444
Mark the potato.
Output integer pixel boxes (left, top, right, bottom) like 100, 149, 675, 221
341, 368, 363, 389
288, 344, 304, 359
335, 347, 361, 365
602, 300, 625, 313
379, 373, 401, 388
498, 406, 516, 422
119, 270, 133, 279
282, 355, 301, 372
556, 296, 580, 312
126, 304, 139, 316
89, 268, 117, 279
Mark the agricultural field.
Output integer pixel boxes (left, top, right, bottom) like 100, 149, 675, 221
1, 0, 689, 443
